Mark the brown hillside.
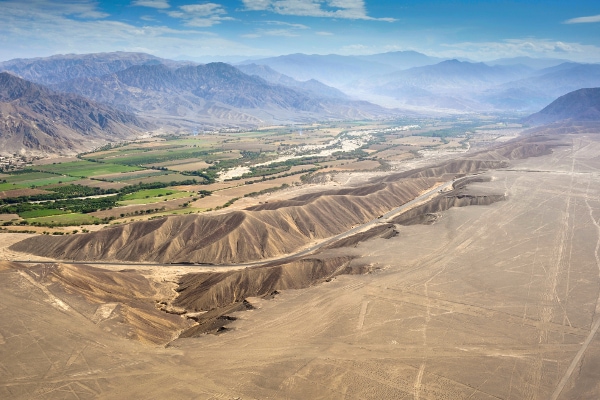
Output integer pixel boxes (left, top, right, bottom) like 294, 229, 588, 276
11, 177, 436, 264
10, 136, 556, 265
0, 72, 150, 156
0, 261, 191, 345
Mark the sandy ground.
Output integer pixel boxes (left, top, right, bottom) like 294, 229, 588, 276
0, 233, 56, 262
1, 133, 600, 398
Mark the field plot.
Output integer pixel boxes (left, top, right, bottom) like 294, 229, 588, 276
35, 160, 141, 177
90, 196, 194, 220
31, 156, 79, 165
69, 179, 128, 190
95, 169, 172, 182
25, 212, 98, 225
118, 188, 192, 206
0, 213, 18, 222
136, 173, 191, 184
87, 146, 222, 167
221, 140, 278, 153
19, 209, 69, 218
0, 172, 79, 190
0, 188, 50, 199
145, 159, 210, 171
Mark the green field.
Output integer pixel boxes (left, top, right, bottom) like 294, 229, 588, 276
4, 172, 56, 182
35, 161, 141, 177
99, 170, 172, 182
0, 182, 26, 190
85, 147, 219, 166
20, 209, 70, 219
119, 188, 192, 205
0, 175, 79, 190
27, 213, 99, 225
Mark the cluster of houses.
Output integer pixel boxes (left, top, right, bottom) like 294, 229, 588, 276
0, 155, 32, 172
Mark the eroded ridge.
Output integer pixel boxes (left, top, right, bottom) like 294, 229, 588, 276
10, 137, 553, 265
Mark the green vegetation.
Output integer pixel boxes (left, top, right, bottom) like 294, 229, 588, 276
0, 172, 80, 190
3, 171, 56, 182
413, 122, 479, 140
119, 189, 191, 205
27, 213, 99, 226
1, 195, 120, 215
121, 188, 179, 200
35, 160, 141, 177
84, 148, 218, 166
19, 209, 70, 219
99, 170, 171, 182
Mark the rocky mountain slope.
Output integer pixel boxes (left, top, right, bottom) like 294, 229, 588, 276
0, 51, 185, 85
0, 72, 150, 155
524, 87, 600, 126
236, 63, 349, 99
53, 62, 393, 127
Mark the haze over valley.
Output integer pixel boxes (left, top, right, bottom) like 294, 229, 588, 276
2, 1, 600, 399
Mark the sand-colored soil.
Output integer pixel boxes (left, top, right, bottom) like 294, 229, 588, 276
1, 132, 600, 399
0, 188, 49, 199
10, 136, 552, 266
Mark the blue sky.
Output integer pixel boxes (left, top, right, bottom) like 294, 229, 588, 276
0, 0, 599, 62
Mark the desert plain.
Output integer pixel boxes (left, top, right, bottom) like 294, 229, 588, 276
1, 129, 600, 399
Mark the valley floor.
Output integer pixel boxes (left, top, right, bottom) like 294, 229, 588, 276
1, 133, 600, 399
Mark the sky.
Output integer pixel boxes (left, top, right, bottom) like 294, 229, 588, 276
0, 0, 599, 63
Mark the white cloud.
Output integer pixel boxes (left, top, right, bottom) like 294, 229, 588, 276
167, 2, 233, 27
0, 0, 260, 61
132, 0, 170, 9
438, 38, 600, 63
242, 28, 301, 38
264, 20, 309, 29
243, 0, 275, 11
266, 29, 301, 37
241, 19, 308, 39
564, 14, 600, 24
316, 31, 333, 35
241, 0, 395, 21
5, 0, 110, 19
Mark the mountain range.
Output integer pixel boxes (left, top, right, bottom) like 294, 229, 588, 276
237, 51, 443, 88
0, 72, 150, 156
1, 50, 599, 155
0, 52, 190, 86
235, 63, 349, 100
241, 53, 600, 112
350, 59, 533, 111
51, 62, 393, 127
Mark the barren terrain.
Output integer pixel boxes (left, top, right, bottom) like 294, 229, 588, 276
1, 131, 600, 399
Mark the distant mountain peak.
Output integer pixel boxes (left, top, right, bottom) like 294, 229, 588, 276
525, 87, 600, 126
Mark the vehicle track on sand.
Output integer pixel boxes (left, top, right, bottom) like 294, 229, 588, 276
551, 176, 600, 400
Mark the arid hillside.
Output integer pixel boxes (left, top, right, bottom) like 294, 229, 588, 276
11, 136, 554, 264
0, 72, 150, 155
11, 177, 436, 263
